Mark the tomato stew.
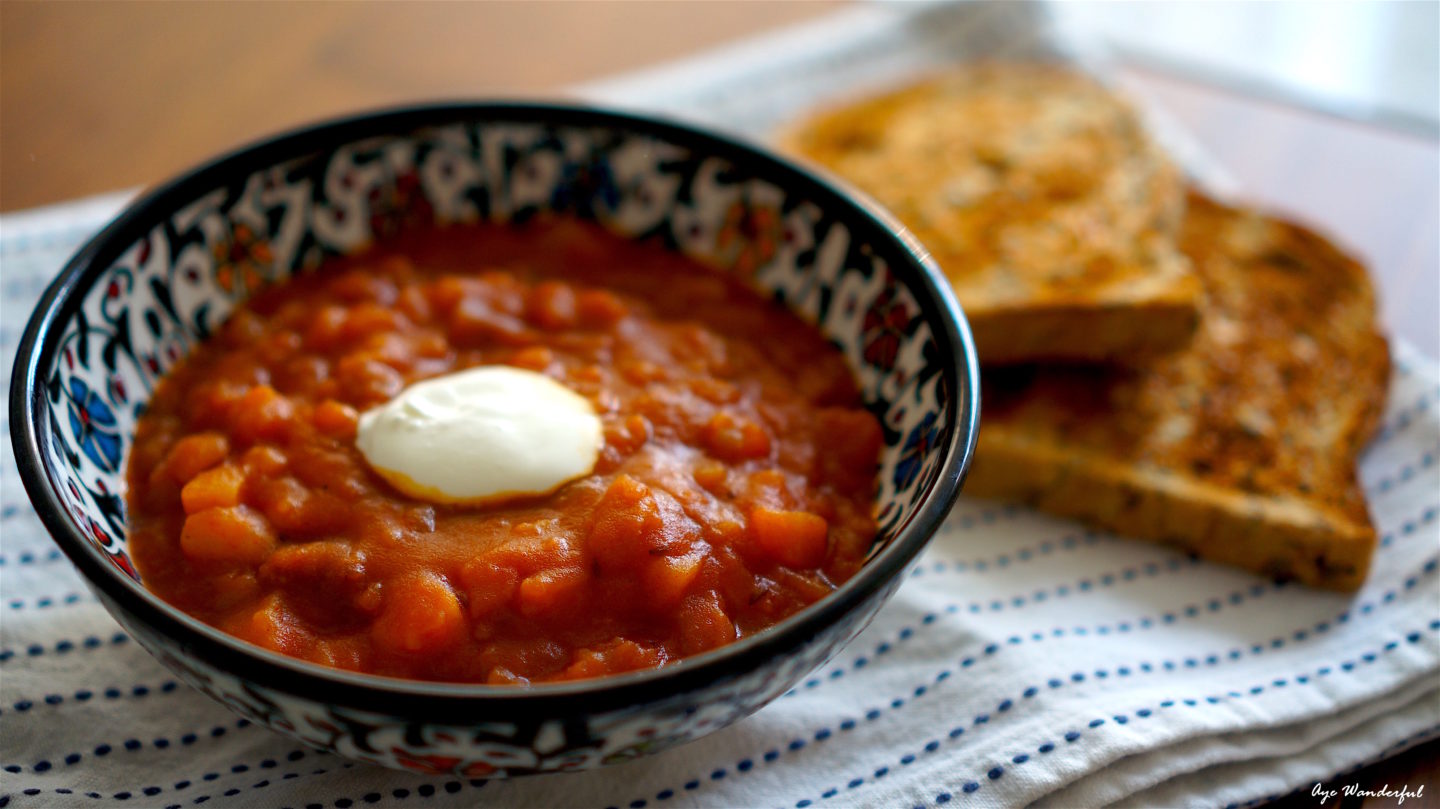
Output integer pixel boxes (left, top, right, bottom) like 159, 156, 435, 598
127, 220, 882, 684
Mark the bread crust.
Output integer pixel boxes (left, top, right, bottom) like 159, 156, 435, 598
780, 63, 1200, 364
967, 193, 1391, 590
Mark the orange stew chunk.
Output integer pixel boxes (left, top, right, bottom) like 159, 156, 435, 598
750, 507, 830, 569
588, 475, 664, 571
180, 506, 276, 567
180, 464, 246, 514
456, 560, 519, 621
240, 445, 287, 476
311, 400, 359, 439
679, 591, 737, 655
159, 432, 230, 485
561, 639, 665, 680
231, 385, 294, 445
703, 411, 772, 462
517, 567, 588, 619
641, 549, 707, 609
225, 595, 308, 655
371, 573, 466, 656
126, 222, 882, 684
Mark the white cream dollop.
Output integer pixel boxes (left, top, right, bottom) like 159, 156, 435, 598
355, 366, 603, 504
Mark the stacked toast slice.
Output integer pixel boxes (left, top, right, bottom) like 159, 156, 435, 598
782, 66, 1391, 590
967, 193, 1390, 590
781, 64, 1200, 365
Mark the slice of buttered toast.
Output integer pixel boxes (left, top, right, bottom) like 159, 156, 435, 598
780, 63, 1200, 364
967, 193, 1391, 590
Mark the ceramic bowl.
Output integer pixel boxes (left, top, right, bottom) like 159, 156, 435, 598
9, 102, 980, 777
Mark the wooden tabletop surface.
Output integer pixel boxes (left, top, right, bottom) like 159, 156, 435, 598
2, 2, 1437, 804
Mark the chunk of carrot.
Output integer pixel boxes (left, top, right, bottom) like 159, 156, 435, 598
160, 432, 230, 485
560, 639, 664, 680
602, 638, 665, 672
226, 594, 305, 655
746, 469, 789, 504
370, 572, 466, 656
641, 550, 706, 609
587, 475, 663, 572
749, 507, 829, 569
240, 443, 285, 475
231, 385, 294, 445
526, 281, 578, 331
302, 306, 347, 352
516, 567, 587, 619
457, 559, 520, 620
576, 289, 628, 329
179, 506, 276, 567
704, 411, 771, 462
180, 464, 246, 514
340, 302, 408, 343
678, 591, 736, 655
559, 648, 609, 681
692, 460, 729, 493
251, 476, 350, 538
240, 445, 287, 477
311, 399, 359, 440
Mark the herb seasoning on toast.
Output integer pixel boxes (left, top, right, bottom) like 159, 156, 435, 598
781, 63, 1200, 364
968, 193, 1390, 591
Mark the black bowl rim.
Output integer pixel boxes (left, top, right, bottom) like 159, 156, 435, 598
9, 100, 980, 720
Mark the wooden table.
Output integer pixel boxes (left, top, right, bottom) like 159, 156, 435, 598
3, 2, 1436, 804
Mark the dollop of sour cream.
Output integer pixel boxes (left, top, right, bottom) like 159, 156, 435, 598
355, 366, 603, 504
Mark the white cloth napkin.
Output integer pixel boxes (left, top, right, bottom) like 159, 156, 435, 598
3, 3, 1438, 807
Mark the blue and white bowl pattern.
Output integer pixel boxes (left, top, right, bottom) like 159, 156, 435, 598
15, 105, 976, 777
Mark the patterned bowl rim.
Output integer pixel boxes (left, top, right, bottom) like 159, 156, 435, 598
9, 101, 980, 719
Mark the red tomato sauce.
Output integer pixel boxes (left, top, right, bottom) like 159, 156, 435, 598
126, 220, 882, 684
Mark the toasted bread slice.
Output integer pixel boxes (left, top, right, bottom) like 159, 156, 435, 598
780, 63, 1201, 364
967, 193, 1391, 590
